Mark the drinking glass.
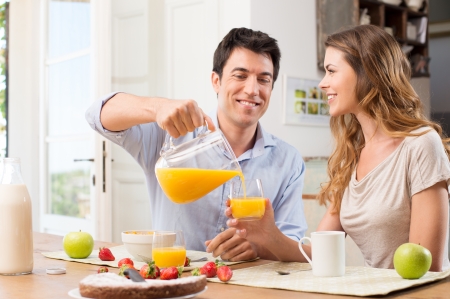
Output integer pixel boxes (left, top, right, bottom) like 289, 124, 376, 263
229, 178, 265, 221
152, 231, 186, 268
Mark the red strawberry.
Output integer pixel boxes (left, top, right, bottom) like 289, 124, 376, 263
217, 265, 233, 282
98, 247, 115, 261
118, 257, 134, 268
97, 266, 108, 273
200, 261, 217, 278
139, 261, 160, 279
119, 264, 136, 279
160, 266, 182, 280
184, 257, 191, 267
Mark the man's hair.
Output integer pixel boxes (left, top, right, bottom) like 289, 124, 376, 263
213, 27, 281, 87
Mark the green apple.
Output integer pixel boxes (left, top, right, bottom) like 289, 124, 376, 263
63, 230, 94, 259
393, 243, 432, 279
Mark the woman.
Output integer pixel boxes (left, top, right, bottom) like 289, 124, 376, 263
220, 25, 450, 271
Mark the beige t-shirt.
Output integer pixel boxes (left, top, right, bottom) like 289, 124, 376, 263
340, 127, 450, 270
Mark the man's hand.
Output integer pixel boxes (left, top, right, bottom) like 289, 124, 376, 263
204, 228, 258, 262
155, 99, 215, 138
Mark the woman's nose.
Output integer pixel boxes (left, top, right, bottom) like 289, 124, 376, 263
318, 76, 328, 90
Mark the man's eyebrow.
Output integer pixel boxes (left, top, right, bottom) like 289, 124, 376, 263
231, 67, 273, 78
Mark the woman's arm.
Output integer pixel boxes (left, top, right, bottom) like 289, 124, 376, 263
409, 180, 449, 272
316, 202, 345, 232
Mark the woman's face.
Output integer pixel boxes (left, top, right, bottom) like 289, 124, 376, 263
319, 47, 359, 117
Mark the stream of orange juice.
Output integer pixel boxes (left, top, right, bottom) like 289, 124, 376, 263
230, 197, 265, 220
156, 168, 244, 204
152, 247, 186, 268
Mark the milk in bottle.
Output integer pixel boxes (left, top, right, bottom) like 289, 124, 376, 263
0, 158, 33, 275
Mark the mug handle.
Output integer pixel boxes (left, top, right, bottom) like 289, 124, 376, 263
298, 237, 313, 267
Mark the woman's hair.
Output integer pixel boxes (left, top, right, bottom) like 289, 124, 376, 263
317, 24, 450, 213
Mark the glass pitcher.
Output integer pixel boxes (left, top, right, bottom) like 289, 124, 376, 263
155, 126, 242, 204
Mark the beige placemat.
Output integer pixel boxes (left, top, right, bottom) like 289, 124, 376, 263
41, 245, 254, 272
207, 262, 450, 296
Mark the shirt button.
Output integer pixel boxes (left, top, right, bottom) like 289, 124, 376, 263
220, 227, 225, 232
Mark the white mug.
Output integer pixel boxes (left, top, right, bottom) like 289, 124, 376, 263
298, 231, 345, 277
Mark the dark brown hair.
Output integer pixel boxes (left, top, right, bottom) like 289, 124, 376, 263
213, 27, 281, 87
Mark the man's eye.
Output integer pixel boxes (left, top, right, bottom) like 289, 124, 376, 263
234, 75, 245, 79
258, 78, 271, 84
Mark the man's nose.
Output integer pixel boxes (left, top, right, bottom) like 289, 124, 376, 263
244, 77, 258, 97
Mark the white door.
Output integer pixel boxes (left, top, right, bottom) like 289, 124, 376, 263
109, 0, 153, 243
40, 0, 97, 236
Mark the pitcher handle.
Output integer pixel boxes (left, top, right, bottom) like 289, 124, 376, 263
160, 121, 210, 157
298, 237, 313, 267
160, 133, 175, 157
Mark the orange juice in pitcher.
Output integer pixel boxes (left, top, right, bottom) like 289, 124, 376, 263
156, 168, 242, 204
155, 127, 243, 204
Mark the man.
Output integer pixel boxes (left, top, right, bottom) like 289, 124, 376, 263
86, 27, 307, 261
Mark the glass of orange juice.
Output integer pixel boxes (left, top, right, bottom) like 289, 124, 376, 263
229, 178, 265, 221
152, 231, 186, 268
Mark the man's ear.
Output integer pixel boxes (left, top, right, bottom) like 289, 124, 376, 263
211, 71, 221, 94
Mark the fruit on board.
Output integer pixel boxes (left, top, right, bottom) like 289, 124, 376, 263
393, 243, 432, 279
217, 265, 233, 282
98, 247, 115, 261
97, 266, 108, 273
118, 257, 134, 268
63, 230, 94, 259
184, 257, 191, 267
191, 268, 201, 276
160, 267, 182, 280
199, 261, 217, 278
119, 264, 137, 279
139, 261, 160, 279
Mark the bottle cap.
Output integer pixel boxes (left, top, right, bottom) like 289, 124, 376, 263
46, 267, 66, 275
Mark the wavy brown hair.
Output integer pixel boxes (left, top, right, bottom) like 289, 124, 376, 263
317, 25, 450, 213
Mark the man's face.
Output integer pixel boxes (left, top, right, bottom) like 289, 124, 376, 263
212, 47, 274, 129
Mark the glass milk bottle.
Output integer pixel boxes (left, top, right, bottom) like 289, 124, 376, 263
0, 158, 33, 275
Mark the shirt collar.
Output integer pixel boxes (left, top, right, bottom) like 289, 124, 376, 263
208, 106, 276, 160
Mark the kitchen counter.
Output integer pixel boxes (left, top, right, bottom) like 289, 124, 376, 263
0, 232, 448, 299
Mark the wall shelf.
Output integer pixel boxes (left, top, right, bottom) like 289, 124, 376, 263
358, 0, 429, 77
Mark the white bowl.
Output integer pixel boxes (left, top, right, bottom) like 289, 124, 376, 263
381, 0, 402, 5
405, 0, 424, 11
121, 230, 155, 262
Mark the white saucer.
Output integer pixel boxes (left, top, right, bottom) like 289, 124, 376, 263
68, 286, 208, 299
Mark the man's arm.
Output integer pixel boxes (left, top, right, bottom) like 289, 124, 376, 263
100, 93, 215, 137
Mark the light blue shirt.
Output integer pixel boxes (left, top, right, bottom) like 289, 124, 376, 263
86, 93, 308, 251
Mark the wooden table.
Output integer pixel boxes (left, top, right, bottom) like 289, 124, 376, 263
0, 232, 449, 298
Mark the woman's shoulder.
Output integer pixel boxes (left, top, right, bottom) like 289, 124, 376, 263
403, 126, 446, 158
404, 126, 442, 146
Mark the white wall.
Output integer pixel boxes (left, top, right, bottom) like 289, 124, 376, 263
9, 0, 41, 230
251, 0, 333, 157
